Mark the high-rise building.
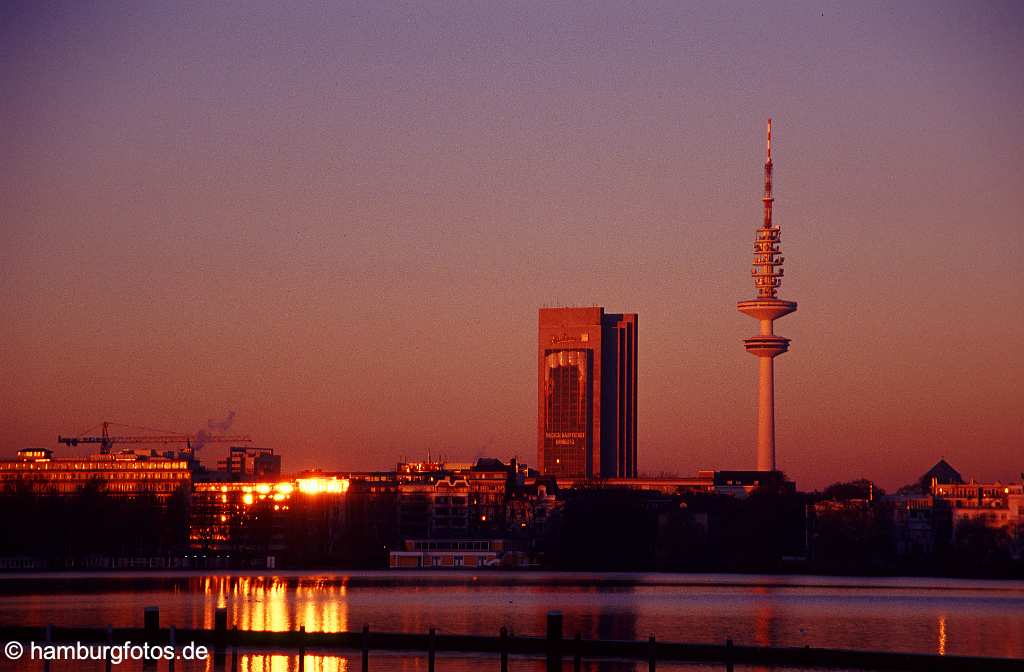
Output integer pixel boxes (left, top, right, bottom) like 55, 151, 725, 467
538, 307, 637, 479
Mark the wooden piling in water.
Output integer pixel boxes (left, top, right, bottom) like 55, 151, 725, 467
214, 607, 227, 643
546, 611, 563, 672
361, 624, 369, 672
105, 625, 113, 672
499, 626, 509, 672
143, 608, 159, 635
44, 624, 53, 672
428, 627, 436, 672
212, 607, 227, 670
169, 626, 176, 672
231, 626, 238, 672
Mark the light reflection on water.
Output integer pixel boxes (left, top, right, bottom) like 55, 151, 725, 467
937, 613, 947, 656
169, 576, 350, 633
0, 572, 1022, 661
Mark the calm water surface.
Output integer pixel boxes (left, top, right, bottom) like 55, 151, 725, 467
0, 572, 1022, 670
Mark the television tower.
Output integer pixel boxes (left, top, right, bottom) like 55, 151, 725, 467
737, 119, 797, 472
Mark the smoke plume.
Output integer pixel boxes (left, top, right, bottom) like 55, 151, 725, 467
192, 410, 236, 453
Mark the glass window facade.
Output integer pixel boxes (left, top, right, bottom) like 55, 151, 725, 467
543, 349, 591, 477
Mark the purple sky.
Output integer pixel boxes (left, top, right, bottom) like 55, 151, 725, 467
2, 1, 1022, 489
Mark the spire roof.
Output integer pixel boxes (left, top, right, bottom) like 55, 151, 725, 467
921, 459, 964, 486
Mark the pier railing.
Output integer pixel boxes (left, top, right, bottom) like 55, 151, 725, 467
2, 607, 1023, 672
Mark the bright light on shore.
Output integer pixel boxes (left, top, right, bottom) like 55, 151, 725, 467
297, 477, 349, 495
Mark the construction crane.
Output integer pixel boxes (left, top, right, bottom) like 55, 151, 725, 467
58, 421, 251, 455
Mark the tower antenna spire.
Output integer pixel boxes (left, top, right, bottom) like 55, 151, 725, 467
762, 117, 774, 240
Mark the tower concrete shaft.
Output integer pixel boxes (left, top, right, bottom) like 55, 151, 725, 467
737, 119, 796, 472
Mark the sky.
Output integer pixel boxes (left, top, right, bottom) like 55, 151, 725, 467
2, 1, 1022, 490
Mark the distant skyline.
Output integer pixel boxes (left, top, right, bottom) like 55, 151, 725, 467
2, 1, 1022, 490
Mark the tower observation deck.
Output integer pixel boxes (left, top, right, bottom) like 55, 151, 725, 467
737, 119, 797, 472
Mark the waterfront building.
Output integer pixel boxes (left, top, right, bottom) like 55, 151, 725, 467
0, 447, 190, 501
882, 493, 943, 557
881, 460, 1024, 558
507, 477, 560, 537
931, 479, 1024, 541
388, 539, 506, 569
395, 458, 515, 539
538, 307, 638, 479
189, 475, 350, 561
737, 119, 797, 472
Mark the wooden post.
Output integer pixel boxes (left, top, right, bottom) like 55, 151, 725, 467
44, 624, 53, 672
210, 605, 226, 660
212, 607, 227, 671
546, 611, 563, 672
427, 627, 436, 672
647, 635, 655, 672
573, 633, 581, 672
499, 626, 509, 672
298, 625, 306, 672
231, 626, 238, 672
169, 626, 176, 672
215, 607, 228, 636
144, 607, 159, 637
362, 624, 370, 672
105, 625, 113, 672
725, 638, 734, 672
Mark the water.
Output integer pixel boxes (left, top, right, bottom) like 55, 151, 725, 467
0, 572, 1022, 671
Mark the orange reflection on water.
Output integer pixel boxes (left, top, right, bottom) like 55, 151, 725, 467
938, 614, 947, 656
199, 576, 349, 633
751, 586, 776, 672
246, 577, 289, 632
299, 578, 348, 633
752, 586, 775, 647
240, 653, 349, 672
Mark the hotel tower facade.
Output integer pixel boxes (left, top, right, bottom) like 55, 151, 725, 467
538, 307, 637, 480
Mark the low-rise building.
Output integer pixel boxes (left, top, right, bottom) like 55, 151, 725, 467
882, 460, 1024, 559
0, 447, 190, 501
883, 493, 943, 557
389, 539, 505, 568
932, 481, 1024, 541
